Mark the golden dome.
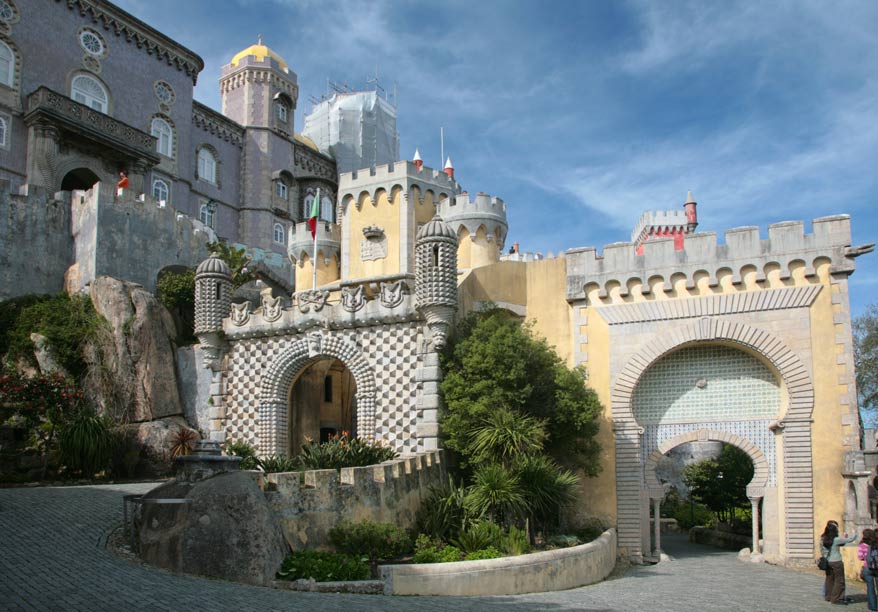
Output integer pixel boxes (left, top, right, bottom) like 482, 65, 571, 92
294, 133, 320, 153
230, 38, 289, 73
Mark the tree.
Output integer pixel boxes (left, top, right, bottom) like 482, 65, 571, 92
682, 443, 754, 524
854, 304, 878, 415
440, 308, 603, 473
207, 241, 254, 288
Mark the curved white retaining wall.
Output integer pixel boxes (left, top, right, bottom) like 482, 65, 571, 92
381, 528, 616, 596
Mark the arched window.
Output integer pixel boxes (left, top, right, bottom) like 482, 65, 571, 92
320, 195, 333, 222
0, 41, 12, 87
151, 117, 173, 158
273, 223, 285, 244
71, 74, 108, 113
197, 147, 216, 184
275, 181, 288, 200
152, 178, 169, 203
303, 194, 314, 219
276, 102, 288, 122
0, 116, 7, 147
199, 201, 215, 228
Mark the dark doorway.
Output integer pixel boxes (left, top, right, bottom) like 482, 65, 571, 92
61, 168, 101, 191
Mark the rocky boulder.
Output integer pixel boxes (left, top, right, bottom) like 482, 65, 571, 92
117, 416, 198, 477
88, 276, 182, 422
137, 472, 289, 585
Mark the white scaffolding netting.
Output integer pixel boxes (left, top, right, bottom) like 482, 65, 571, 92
302, 91, 400, 174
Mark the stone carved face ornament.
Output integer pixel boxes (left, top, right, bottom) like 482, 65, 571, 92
380, 280, 405, 309
341, 285, 366, 313
307, 331, 323, 357
297, 290, 330, 313
261, 294, 283, 322
230, 301, 250, 326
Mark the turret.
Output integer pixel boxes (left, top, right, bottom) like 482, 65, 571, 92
413, 148, 423, 172
444, 157, 454, 179
684, 190, 698, 233
288, 220, 341, 289
437, 192, 508, 269
194, 254, 233, 369
415, 216, 458, 349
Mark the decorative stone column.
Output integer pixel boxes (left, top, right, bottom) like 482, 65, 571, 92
130, 158, 151, 195
649, 486, 664, 557
750, 497, 762, 555
25, 121, 59, 188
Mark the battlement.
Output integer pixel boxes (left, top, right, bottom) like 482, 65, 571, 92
566, 215, 859, 301
338, 161, 461, 209
436, 191, 508, 245
288, 220, 341, 263
261, 450, 445, 550
631, 209, 689, 243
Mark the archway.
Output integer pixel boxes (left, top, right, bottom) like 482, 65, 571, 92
257, 332, 376, 456
288, 358, 356, 454
611, 318, 815, 563
61, 167, 100, 191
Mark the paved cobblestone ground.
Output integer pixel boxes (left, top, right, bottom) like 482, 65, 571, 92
0, 482, 868, 611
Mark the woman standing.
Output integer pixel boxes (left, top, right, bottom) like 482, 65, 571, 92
860, 528, 878, 611
822, 520, 857, 605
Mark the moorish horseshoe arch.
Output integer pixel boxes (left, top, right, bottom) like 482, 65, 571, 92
611, 316, 815, 561
257, 333, 377, 456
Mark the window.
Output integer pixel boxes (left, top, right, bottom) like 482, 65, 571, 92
0, 116, 6, 147
78, 29, 106, 58
276, 102, 288, 122
199, 201, 215, 228
303, 194, 314, 218
275, 181, 287, 200
151, 118, 173, 158
154, 81, 175, 105
197, 148, 216, 184
0, 2, 14, 22
0, 41, 12, 87
273, 223, 285, 244
324, 375, 333, 402
320, 195, 333, 222
71, 75, 108, 113
152, 179, 169, 203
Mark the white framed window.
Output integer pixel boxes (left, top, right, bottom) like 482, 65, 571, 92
303, 194, 314, 218
151, 117, 173, 158
71, 74, 108, 113
78, 29, 106, 58
276, 102, 288, 122
199, 201, 215, 229
0, 41, 12, 87
154, 81, 175, 105
0, 2, 14, 23
152, 178, 169, 203
320, 195, 333, 222
197, 148, 216, 184
273, 223, 285, 244
275, 181, 288, 200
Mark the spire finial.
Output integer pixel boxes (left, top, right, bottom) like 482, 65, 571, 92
257, 34, 263, 46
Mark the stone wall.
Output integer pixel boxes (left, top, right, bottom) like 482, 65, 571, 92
0, 183, 72, 299
259, 450, 444, 550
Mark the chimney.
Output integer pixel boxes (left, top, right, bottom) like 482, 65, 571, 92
413, 148, 423, 172
684, 190, 698, 233
444, 156, 454, 179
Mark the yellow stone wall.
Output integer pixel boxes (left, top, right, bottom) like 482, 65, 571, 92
346, 188, 403, 280
294, 251, 340, 290
457, 226, 501, 270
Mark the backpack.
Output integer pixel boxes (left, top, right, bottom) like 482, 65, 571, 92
869, 545, 878, 572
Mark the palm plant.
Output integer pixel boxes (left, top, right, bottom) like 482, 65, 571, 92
514, 454, 579, 536
415, 476, 473, 542
470, 408, 547, 467
466, 463, 526, 525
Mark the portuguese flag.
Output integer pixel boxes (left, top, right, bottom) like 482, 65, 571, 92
308, 188, 320, 239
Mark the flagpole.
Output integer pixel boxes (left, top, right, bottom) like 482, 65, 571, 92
312, 188, 320, 291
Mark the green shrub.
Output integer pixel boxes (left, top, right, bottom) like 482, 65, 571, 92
452, 519, 504, 553
546, 534, 582, 548
414, 476, 472, 542
156, 269, 195, 311
298, 433, 397, 470
412, 535, 464, 564
501, 525, 531, 555
225, 440, 258, 470
276, 550, 369, 582
329, 520, 412, 576
256, 454, 299, 473
671, 501, 714, 530
57, 407, 115, 477
465, 546, 503, 560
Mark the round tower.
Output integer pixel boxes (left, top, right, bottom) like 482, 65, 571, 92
415, 215, 458, 349
436, 192, 508, 269
289, 220, 341, 289
194, 255, 232, 368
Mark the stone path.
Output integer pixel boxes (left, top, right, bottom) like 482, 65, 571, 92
0, 482, 867, 611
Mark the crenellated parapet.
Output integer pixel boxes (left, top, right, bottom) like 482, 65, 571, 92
338, 161, 460, 215
631, 209, 689, 244
566, 215, 867, 301
260, 450, 445, 550
437, 192, 508, 249
223, 273, 418, 339
288, 220, 341, 265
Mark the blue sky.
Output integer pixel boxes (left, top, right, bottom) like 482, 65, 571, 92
116, 0, 877, 316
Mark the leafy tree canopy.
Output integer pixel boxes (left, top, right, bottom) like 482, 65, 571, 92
207, 241, 254, 288
682, 443, 754, 523
440, 308, 602, 474
854, 304, 878, 414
